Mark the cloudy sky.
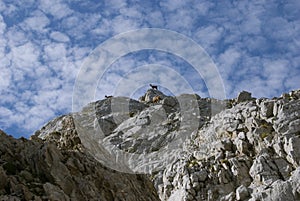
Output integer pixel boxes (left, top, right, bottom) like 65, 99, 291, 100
0, 0, 299, 138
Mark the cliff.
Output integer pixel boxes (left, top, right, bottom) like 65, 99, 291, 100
0, 123, 159, 200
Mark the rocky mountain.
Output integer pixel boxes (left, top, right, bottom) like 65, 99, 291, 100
0, 117, 159, 200
1, 88, 300, 201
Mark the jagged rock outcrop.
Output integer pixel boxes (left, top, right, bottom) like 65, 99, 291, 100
0, 128, 159, 200
1, 88, 300, 201
153, 90, 300, 201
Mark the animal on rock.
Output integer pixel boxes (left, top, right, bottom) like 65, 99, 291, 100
150, 84, 158, 90
152, 96, 161, 103
105, 95, 113, 98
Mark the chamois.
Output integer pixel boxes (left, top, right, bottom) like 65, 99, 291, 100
152, 95, 161, 103
150, 84, 158, 90
105, 95, 113, 98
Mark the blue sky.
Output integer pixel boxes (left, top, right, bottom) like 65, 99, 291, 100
0, 0, 299, 138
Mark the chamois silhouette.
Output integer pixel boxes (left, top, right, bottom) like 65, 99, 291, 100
150, 84, 158, 90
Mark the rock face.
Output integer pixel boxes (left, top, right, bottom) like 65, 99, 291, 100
1, 88, 300, 201
153, 90, 300, 201
0, 127, 159, 200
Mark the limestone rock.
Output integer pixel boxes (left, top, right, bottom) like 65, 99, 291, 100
260, 100, 274, 118
284, 136, 300, 166
250, 180, 296, 201
43, 182, 70, 201
1, 88, 300, 201
140, 89, 167, 103
290, 167, 300, 197
0, 129, 160, 201
237, 91, 252, 103
153, 89, 300, 201
249, 153, 280, 185
236, 185, 249, 200
274, 99, 300, 135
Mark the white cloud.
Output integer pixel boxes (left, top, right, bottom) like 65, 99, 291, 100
0, 66, 11, 91
50, 31, 70, 42
10, 42, 40, 70
285, 73, 300, 91
0, 107, 14, 128
195, 25, 224, 50
39, 0, 73, 19
0, 14, 6, 34
0, 15, 10, 91
59, 13, 102, 40
24, 105, 55, 130
111, 15, 141, 34
0, 2, 17, 17
5, 26, 28, 46
165, 9, 194, 31
244, 35, 268, 53
147, 11, 165, 27
22, 10, 50, 32
104, 0, 127, 10
263, 59, 290, 89
193, 1, 214, 16
119, 6, 142, 19
240, 13, 262, 35
218, 47, 242, 75
282, 0, 300, 20
159, 0, 187, 12
43, 43, 67, 61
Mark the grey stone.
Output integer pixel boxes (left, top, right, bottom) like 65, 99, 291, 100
220, 192, 235, 201
284, 136, 300, 166
229, 157, 252, 186
250, 180, 295, 201
162, 96, 178, 108
274, 100, 300, 135
237, 91, 252, 103
273, 157, 293, 180
235, 138, 250, 155
218, 169, 231, 184
289, 167, 300, 198
196, 169, 208, 182
43, 182, 70, 201
0, 166, 8, 190
273, 140, 285, 157
237, 132, 246, 140
236, 185, 249, 200
260, 101, 274, 118
141, 89, 167, 103
249, 154, 280, 185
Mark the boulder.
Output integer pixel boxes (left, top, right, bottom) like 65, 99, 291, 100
237, 91, 252, 103
140, 89, 167, 103
236, 185, 249, 200
260, 101, 274, 118
249, 154, 280, 185
284, 136, 300, 166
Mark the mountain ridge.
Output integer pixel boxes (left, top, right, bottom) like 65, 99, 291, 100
1, 88, 300, 201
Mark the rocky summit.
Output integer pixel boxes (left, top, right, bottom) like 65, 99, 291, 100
1, 88, 300, 201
